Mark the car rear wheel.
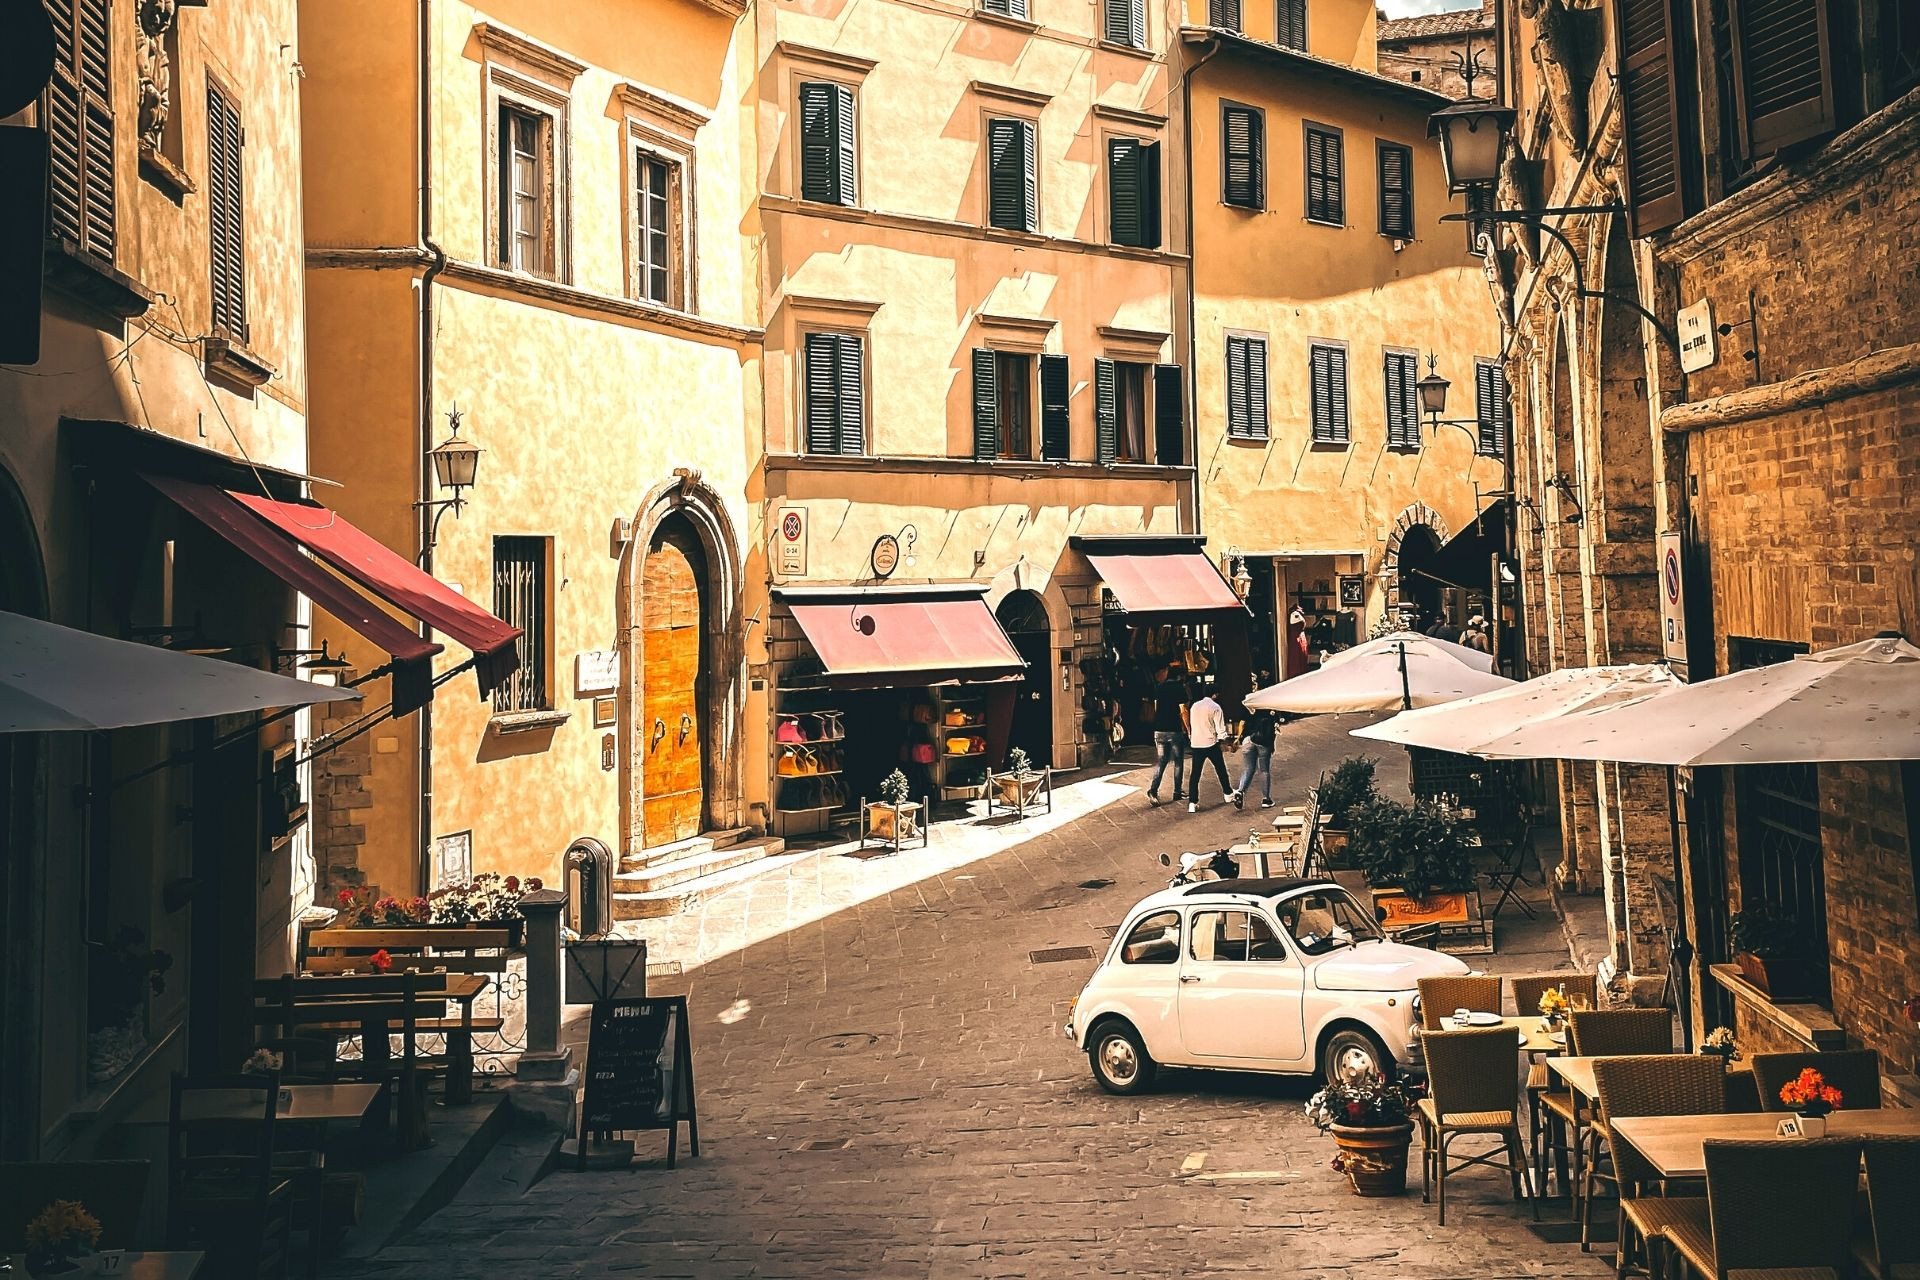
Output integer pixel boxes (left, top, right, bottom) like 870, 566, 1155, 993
1088, 1021, 1156, 1095
1321, 1026, 1393, 1084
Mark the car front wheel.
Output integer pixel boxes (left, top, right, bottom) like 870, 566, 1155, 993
1320, 1026, 1393, 1084
1088, 1021, 1157, 1095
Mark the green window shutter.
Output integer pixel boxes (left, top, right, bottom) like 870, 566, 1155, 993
1094, 357, 1117, 464
799, 83, 833, 203
1730, 0, 1835, 156
1306, 125, 1343, 224
804, 333, 839, 453
1226, 336, 1250, 438
835, 333, 865, 452
1153, 363, 1184, 465
1222, 106, 1263, 209
208, 81, 247, 341
1615, 0, 1689, 234
1021, 121, 1038, 232
1277, 0, 1307, 49
1208, 0, 1242, 30
1127, 0, 1145, 45
1109, 138, 1140, 246
1377, 142, 1413, 239
1247, 339, 1268, 440
834, 84, 858, 205
1476, 361, 1509, 456
1385, 352, 1418, 450
972, 348, 1000, 459
1310, 344, 1347, 444
988, 120, 1036, 232
1040, 353, 1071, 460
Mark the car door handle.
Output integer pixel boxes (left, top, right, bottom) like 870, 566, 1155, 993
1179, 975, 1202, 983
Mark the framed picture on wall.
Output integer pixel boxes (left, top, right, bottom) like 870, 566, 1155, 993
431, 829, 473, 890
1338, 575, 1365, 608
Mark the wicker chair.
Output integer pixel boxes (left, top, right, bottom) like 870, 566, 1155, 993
1858, 1135, 1920, 1280
1569, 1007, 1675, 1057
1664, 1138, 1863, 1280
1590, 1055, 1725, 1279
1750, 1049, 1883, 1113
1508, 972, 1599, 1019
1417, 975, 1503, 1031
1509, 972, 1599, 1198
1417, 1024, 1535, 1227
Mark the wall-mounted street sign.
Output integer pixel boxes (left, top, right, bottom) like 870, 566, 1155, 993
575, 649, 618, 695
870, 533, 900, 579
1677, 300, 1716, 374
1658, 530, 1687, 665
777, 506, 807, 576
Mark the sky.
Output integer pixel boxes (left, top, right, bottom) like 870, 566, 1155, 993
1377, 0, 1482, 15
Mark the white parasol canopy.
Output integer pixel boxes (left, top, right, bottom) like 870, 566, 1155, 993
1321, 631, 1496, 674
1473, 636, 1920, 765
1245, 637, 1513, 714
1, 609, 361, 733
1350, 664, 1681, 754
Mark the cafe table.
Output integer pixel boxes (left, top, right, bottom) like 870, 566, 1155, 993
1611, 1108, 1920, 1178
4, 1251, 205, 1278
1428, 1014, 1564, 1054
180, 1083, 382, 1125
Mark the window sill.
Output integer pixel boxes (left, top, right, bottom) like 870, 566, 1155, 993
973, 8, 1039, 32
203, 332, 276, 390
1304, 217, 1346, 229
43, 239, 156, 320
1222, 200, 1266, 214
139, 144, 197, 199
1095, 39, 1154, 59
1309, 439, 1353, 450
488, 709, 571, 734
1224, 432, 1270, 446
1708, 962, 1846, 1050
984, 224, 1045, 242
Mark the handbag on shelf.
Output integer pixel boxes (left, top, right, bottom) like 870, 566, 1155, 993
910, 743, 937, 764
814, 710, 845, 738
776, 716, 806, 744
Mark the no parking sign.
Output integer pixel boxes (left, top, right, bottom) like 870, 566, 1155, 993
1658, 531, 1687, 664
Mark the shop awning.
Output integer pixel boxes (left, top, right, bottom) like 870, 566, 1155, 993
148, 476, 521, 714
783, 589, 1025, 688
2, 608, 361, 733
1084, 550, 1245, 617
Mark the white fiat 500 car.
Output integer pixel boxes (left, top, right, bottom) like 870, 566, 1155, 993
1065, 877, 1470, 1093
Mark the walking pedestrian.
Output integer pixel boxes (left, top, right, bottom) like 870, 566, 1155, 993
1233, 707, 1277, 809
1145, 666, 1188, 806
1185, 686, 1238, 813
1463, 615, 1492, 654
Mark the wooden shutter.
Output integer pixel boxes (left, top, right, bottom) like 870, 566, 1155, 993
1306, 125, 1343, 224
1138, 142, 1162, 248
1226, 336, 1250, 438
834, 84, 858, 205
1103, 0, 1141, 44
972, 348, 1000, 459
1127, 0, 1145, 45
1222, 106, 1264, 209
982, 0, 1028, 15
1614, 0, 1689, 235
1109, 138, 1141, 245
1094, 358, 1117, 464
1039, 354, 1071, 460
1730, 0, 1836, 156
1377, 142, 1413, 239
44, 0, 115, 260
1311, 344, 1348, 443
799, 82, 836, 203
803, 333, 841, 453
1384, 352, 1418, 450
834, 332, 865, 452
1247, 339, 1268, 440
207, 80, 247, 340
1277, 0, 1307, 49
1153, 364, 1184, 465
1475, 361, 1509, 456
1209, 0, 1242, 30
988, 119, 1021, 230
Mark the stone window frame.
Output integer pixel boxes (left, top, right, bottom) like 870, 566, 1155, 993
786, 295, 882, 456
617, 83, 707, 313
775, 43, 876, 206
477, 24, 585, 285
1093, 104, 1166, 250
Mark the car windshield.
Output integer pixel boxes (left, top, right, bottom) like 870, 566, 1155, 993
1275, 888, 1383, 955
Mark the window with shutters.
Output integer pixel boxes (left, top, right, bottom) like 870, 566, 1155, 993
1039, 354, 1072, 461
1153, 364, 1184, 465
979, 0, 1030, 17
206, 79, 247, 340
1474, 359, 1509, 457
1102, 0, 1146, 47
801, 331, 867, 456
1209, 0, 1243, 31
492, 536, 551, 713
43, 0, 116, 262
1114, 362, 1149, 462
972, 350, 1034, 459
1304, 122, 1344, 226
1376, 141, 1413, 240
1275, 0, 1308, 49
986, 118, 1038, 233
1224, 334, 1269, 442
1309, 342, 1350, 444
1106, 137, 1162, 248
496, 102, 555, 276
1728, 0, 1836, 157
1383, 349, 1420, 452
1614, 0, 1691, 234
798, 81, 858, 207
1221, 104, 1265, 210
632, 149, 683, 307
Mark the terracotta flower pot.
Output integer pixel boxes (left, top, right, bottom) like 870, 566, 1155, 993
1736, 952, 1809, 999
1329, 1121, 1414, 1196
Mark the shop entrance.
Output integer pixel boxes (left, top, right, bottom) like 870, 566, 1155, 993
995, 591, 1053, 766
641, 517, 709, 846
1395, 525, 1446, 630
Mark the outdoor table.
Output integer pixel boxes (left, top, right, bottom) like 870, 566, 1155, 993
1427, 1014, 1562, 1054
304, 972, 490, 1105
1228, 840, 1303, 879
1611, 1108, 1920, 1179
4, 1252, 205, 1278
179, 1083, 382, 1125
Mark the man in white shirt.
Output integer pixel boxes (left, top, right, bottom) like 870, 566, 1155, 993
1185, 688, 1239, 813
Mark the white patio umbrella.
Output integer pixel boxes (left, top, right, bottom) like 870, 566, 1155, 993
1245, 638, 1514, 714
1320, 631, 1496, 674
1474, 635, 1920, 765
1350, 663, 1681, 754
0, 609, 361, 733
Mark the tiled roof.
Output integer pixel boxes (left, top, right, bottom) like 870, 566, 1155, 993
1377, 1, 1493, 42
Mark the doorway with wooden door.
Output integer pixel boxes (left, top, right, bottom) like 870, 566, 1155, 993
995, 590, 1054, 768
641, 517, 710, 846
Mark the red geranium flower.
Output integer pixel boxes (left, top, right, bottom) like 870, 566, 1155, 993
368, 948, 393, 973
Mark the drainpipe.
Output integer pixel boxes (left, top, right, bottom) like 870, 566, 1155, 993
1179, 35, 1220, 542
416, 0, 448, 892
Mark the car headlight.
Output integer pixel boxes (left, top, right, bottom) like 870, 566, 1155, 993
1410, 993, 1422, 1020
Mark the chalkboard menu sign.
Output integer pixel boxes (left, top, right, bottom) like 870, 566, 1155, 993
579, 995, 699, 1168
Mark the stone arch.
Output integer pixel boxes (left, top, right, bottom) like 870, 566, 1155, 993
1379, 501, 1451, 621
616, 470, 746, 853
985, 561, 1073, 768
0, 461, 48, 1158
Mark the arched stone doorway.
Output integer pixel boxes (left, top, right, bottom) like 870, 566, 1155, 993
994, 590, 1053, 765
1394, 525, 1445, 630
641, 516, 709, 846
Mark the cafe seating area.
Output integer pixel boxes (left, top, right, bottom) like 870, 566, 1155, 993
1412, 974, 1920, 1279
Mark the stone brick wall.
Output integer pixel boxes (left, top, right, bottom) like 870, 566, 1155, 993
1820, 762, 1920, 1072
312, 673, 374, 901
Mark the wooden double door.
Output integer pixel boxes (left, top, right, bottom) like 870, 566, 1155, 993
642, 526, 707, 846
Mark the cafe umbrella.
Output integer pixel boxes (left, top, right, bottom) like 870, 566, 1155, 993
1322, 630, 1496, 675
1350, 663, 1681, 754
1245, 635, 1513, 715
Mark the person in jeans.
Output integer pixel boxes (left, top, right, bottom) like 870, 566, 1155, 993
1145, 667, 1189, 806
1185, 687, 1239, 813
1233, 708, 1278, 809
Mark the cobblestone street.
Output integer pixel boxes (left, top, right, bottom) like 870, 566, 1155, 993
338, 715, 1611, 1279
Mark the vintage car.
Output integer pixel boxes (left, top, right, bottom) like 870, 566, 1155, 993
1064, 877, 1471, 1093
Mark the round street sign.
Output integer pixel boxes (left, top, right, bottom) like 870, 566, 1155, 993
1663, 545, 1682, 603
871, 533, 900, 579
782, 511, 802, 541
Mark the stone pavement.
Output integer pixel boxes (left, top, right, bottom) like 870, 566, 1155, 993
331, 714, 1613, 1279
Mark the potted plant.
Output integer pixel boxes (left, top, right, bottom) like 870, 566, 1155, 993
991, 747, 1047, 810
24, 1200, 101, 1274
1305, 1069, 1419, 1196
85, 927, 173, 1084
1313, 756, 1379, 866
1537, 984, 1572, 1031
1350, 798, 1475, 926
866, 769, 921, 842
1777, 1066, 1842, 1137
1730, 904, 1808, 999
1698, 1026, 1739, 1069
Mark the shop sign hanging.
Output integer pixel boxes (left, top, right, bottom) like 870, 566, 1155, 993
870, 533, 901, 579
1677, 299, 1716, 374
1338, 575, 1365, 608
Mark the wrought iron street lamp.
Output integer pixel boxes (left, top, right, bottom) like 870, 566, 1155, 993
1427, 97, 1515, 194
417, 405, 484, 558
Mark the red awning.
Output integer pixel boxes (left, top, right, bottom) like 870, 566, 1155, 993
786, 592, 1025, 687
148, 476, 521, 712
1085, 551, 1245, 617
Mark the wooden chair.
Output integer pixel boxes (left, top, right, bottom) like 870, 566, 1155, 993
167, 1073, 294, 1280
1589, 1055, 1725, 1277
1569, 1007, 1675, 1057
1416, 975, 1502, 1031
1750, 1049, 1883, 1113
1418, 1024, 1535, 1227
1508, 972, 1598, 1019
1509, 972, 1598, 1197
1664, 1138, 1863, 1280
0, 1160, 150, 1251
1857, 1135, 1920, 1280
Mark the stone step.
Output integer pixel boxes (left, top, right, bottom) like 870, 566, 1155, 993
616, 825, 752, 874
610, 836, 788, 920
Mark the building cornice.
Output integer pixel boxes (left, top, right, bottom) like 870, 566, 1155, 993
781, 294, 885, 321
771, 41, 879, 78
976, 312, 1057, 336
763, 453, 1193, 482
614, 82, 711, 137
969, 79, 1052, 110
1179, 26, 1449, 110
472, 22, 587, 86
1091, 101, 1167, 131
758, 195, 1190, 266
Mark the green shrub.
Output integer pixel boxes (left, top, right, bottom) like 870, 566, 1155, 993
1315, 755, 1380, 828
1730, 904, 1799, 958
1349, 797, 1473, 900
